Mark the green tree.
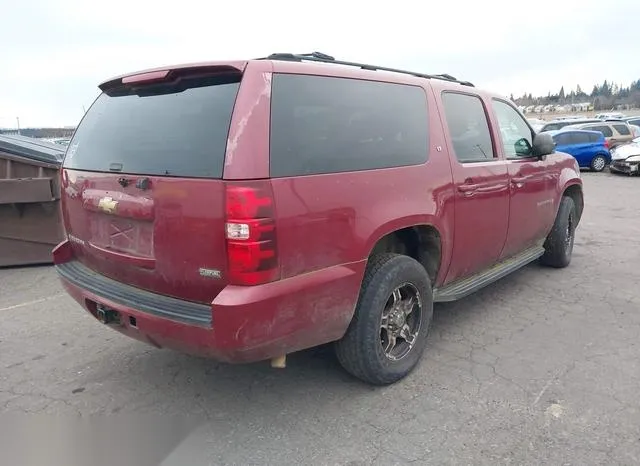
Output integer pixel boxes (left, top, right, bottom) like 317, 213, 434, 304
600, 80, 612, 97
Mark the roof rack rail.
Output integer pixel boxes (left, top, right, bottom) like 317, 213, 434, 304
259, 52, 474, 87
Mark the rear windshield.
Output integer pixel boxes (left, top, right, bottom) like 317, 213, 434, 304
269, 74, 429, 177
64, 75, 240, 178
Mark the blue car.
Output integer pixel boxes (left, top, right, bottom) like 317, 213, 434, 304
549, 129, 611, 172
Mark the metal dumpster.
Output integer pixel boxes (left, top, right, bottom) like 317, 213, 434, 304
0, 134, 66, 266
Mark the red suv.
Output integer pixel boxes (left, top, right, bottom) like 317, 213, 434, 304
54, 52, 583, 385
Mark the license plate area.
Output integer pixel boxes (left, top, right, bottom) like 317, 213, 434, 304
90, 215, 154, 258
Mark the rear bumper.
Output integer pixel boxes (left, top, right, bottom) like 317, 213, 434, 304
53, 242, 365, 363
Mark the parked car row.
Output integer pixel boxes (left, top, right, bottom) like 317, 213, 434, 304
563, 120, 634, 148
548, 129, 610, 171
525, 113, 640, 175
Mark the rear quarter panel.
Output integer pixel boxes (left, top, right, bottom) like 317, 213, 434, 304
271, 164, 455, 281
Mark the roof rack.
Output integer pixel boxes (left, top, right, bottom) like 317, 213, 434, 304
259, 52, 474, 87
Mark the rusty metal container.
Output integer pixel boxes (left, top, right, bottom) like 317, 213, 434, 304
0, 134, 66, 266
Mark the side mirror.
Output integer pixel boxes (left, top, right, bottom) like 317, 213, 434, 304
532, 132, 555, 158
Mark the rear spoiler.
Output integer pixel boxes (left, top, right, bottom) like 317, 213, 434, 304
99, 61, 248, 92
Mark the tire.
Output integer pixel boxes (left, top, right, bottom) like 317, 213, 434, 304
590, 155, 607, 172
335, 253, 433, 385
541, 196, 576, 268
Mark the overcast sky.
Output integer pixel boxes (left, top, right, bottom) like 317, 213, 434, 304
1, 0, 637, 128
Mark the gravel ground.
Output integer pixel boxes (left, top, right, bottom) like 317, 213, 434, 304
1, 171, 639, 465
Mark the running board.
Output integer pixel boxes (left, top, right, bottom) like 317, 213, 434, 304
433, 246, 545, 302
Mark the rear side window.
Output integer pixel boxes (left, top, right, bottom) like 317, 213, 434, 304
586, 125, 613, 137
441, 92, 495, 162
269, 74, 428, 177
587, 132, 601, 143
64, 75, 241, 178
554, 133, 573, 145
571, 132, 591, 144
627, 118, 640, 127
613, 124, 631, 136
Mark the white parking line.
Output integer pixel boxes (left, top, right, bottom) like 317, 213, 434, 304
0, 294, 65, 312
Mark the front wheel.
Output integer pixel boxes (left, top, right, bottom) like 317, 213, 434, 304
541, 196, 576, 268
335, 254, 433, 385
590, 155, 607, 172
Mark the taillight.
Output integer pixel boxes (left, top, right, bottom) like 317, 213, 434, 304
225, 181, 279, 286
604, 139, 609, 149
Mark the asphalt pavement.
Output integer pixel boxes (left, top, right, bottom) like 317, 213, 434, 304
1, 172, 639, 465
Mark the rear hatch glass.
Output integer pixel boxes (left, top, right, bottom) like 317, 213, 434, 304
64, 74, 240, 178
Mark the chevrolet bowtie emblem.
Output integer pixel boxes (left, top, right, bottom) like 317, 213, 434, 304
98, 196, 118, 214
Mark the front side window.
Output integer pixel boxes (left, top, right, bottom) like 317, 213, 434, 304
441, 92, 495, 162
269, 74, 429, 177
492, 99, 534, 158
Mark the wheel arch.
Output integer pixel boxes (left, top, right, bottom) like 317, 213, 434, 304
367, 222, 444, 286
562, 183, 584, 223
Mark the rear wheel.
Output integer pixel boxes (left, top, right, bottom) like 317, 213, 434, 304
590, 155, 607, 172
541, 196, 576, 268
335, 254, 433, 385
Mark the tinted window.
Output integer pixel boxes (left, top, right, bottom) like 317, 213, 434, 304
554, 133, 573, 145
542, 123, 561, 132
269, 74, 428, 177
586, 125, 613, 137
571, 132, 591, 144
588, 133, 601, 143
627, 119, 640, 127
492, 100, 533, 157
614, 124, 631, 136
64, 75, 240, 178
441, 93, 494, 162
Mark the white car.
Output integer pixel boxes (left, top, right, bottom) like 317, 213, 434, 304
596, 112, 625, 120
610, 137, 640, 175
